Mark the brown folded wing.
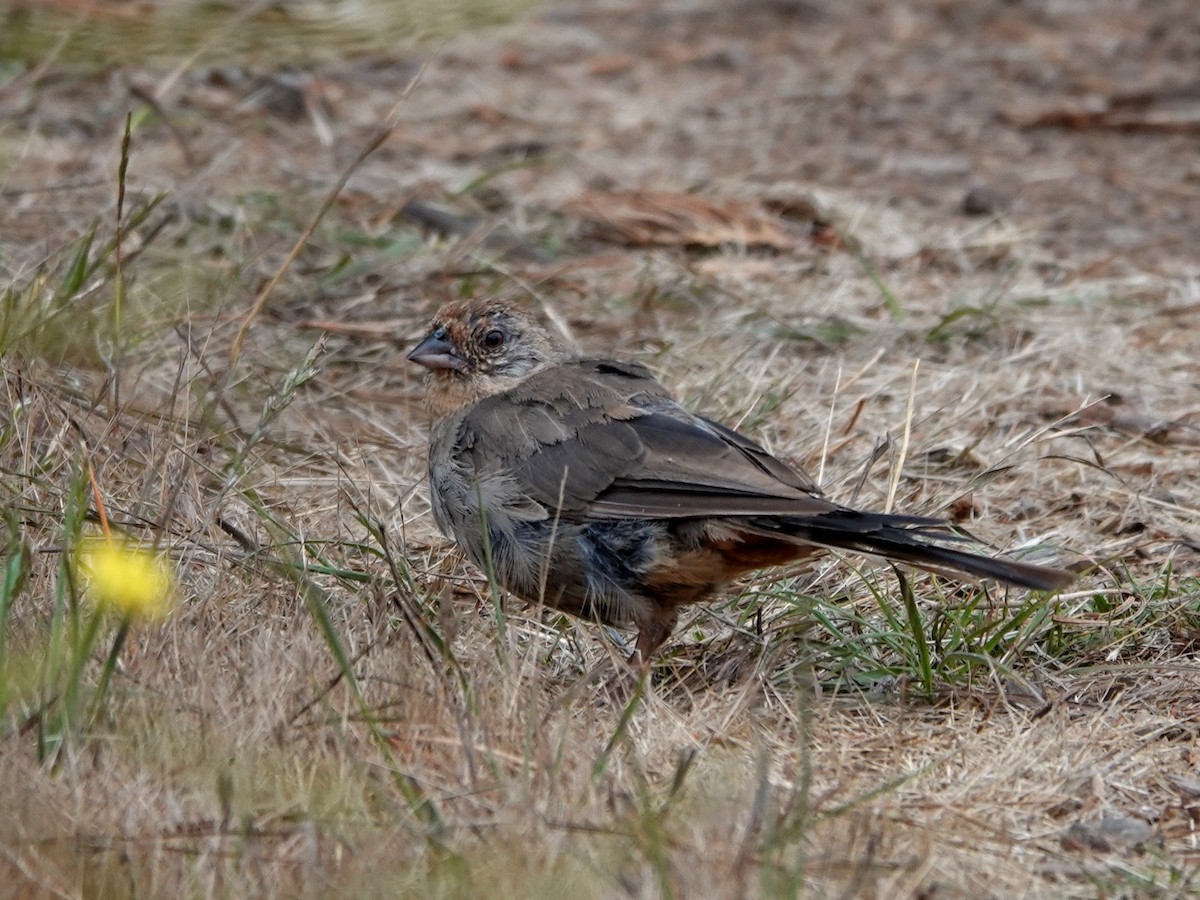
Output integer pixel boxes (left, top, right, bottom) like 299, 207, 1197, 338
460, 358, 837, 520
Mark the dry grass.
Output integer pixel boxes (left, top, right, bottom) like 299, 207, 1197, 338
3, 1, 1200, 897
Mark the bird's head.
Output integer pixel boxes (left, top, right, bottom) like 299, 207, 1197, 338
408, 299, 573, 416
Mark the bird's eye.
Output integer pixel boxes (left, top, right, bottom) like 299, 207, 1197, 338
482, 328, 505, 349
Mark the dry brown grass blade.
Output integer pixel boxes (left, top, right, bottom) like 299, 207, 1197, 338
884, 359, 919, 514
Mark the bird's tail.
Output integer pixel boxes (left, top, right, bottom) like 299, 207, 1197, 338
758, 510, 1073, 591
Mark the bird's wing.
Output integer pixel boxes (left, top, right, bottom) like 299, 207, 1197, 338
458, 358, 838, 520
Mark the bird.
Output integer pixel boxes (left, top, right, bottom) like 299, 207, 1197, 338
407, 298, 1073, 666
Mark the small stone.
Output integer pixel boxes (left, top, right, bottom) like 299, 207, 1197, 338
962, 186, 1010, 216
1061, 813, 1160, 852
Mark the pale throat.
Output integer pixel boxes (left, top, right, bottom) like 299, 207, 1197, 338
423, 370, 527, 419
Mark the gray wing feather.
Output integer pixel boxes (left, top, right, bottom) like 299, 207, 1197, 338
456, 359, 832, 520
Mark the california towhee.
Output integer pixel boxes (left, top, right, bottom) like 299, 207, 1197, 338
408, 299, 1072, 665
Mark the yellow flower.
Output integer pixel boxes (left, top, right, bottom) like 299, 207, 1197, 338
75, 536, 175, 622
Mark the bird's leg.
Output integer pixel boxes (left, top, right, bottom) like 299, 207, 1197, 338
631, 610, 679, 670
592, 612, 678, 707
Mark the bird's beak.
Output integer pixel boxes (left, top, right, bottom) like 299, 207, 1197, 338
407, 332, 468, 372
